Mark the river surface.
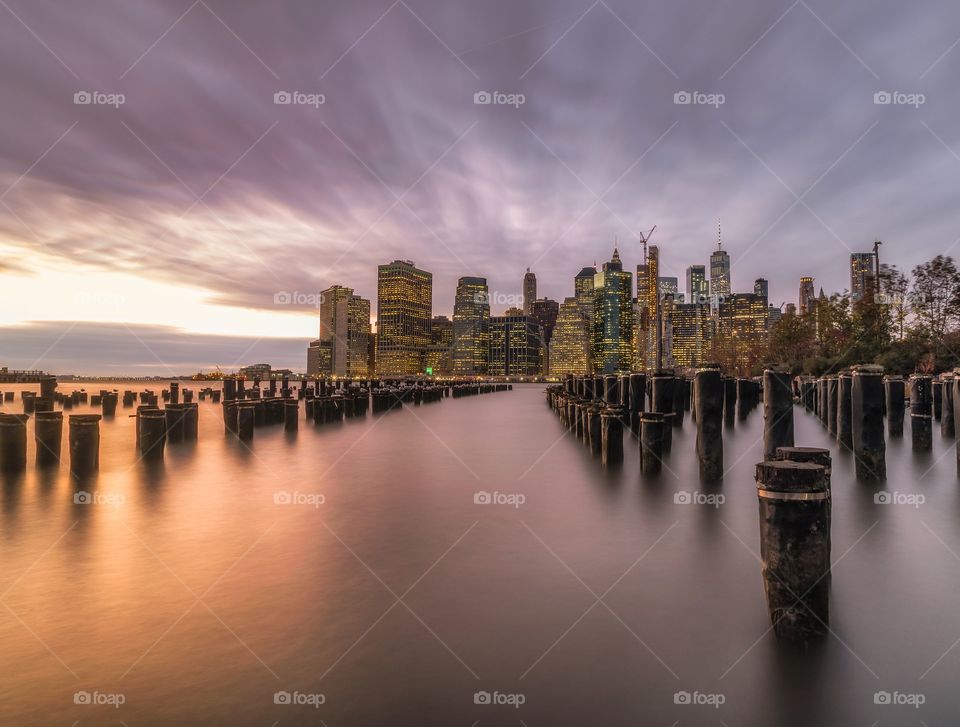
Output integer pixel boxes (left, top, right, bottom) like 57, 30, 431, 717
0, 381, 958, 725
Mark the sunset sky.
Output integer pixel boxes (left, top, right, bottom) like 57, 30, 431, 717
1, 0, 959, 374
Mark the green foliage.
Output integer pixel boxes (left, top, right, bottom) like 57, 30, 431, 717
762, 254, 959, 374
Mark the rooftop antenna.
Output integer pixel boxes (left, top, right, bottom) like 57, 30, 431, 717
717, 218, 722, 250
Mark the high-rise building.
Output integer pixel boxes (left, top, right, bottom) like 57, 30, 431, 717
717, 293, 768, 373
574, 266, 596, 321
376, 260, 432, 376
753, 278, 769, 300
593, 248, 633, 374
306, 339, 326, 377
686, 265, 708, 305
850, 252, 876, 301
424, 315, 453, 376
549, 297, 591, 376
452, 276, 490, 376
490, 312, 544, 376
531, 298, 559, 374
332, 293, 371, 377
635, 245, 659, 370
316, 285, 369, 377
523, 268, 537, 316
799, 276, 815, 315
669, 302, 712, 369
767, 304, 782, 330
710, 239, 731, 305
658, 276, 679, 301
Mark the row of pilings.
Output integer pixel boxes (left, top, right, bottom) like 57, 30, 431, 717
545, 369, 762, 479
796, 367, 960, 479
0, 379, 514, 471
546, 367, 842, 644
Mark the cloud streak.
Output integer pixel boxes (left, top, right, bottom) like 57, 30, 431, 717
1, 0, 959, 371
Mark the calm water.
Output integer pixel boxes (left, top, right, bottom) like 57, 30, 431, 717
1, 382, 959, 725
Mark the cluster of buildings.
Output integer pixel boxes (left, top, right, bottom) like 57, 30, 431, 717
305, 242, 883, 379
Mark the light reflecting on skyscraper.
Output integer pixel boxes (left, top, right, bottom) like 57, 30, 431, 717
452, 276, 490, 376
593, 248, 633, 374
376, 260, 432, 376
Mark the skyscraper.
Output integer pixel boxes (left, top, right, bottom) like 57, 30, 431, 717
523, 268, 537, 315
710, 235, 731, 305
669, 301, 712, 369
424, 315, 453, 375
717, 293, 768, 374
530, 298, 559, 373
658, 276, 679, 301
850, 252, 876, 301
316, 285, 369, 377
549, 297, 591, 375
686, 265, 708, 305
593, 248, 633, 374
635, 245, 659, 370
490, 311, 543, 376
332, 293, 371, 377
376, 260, 432, 376
574, 266, 596, 321
452, 276, 490, 376
799, 276, 815, 315
753, 278, 769, 300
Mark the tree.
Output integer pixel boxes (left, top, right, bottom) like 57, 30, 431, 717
767, 311, 816, 371
909, 255, 960, 341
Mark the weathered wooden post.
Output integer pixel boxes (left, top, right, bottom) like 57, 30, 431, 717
640, 411, 664, 475
284, 400, 299, 431
0, 413, 29, 472
138, 410, 167, 460
651, 371, 675, 452
34, 411, 63, 467
836, 372, 853, 449
68, 414, 101, 475
763, 368, 794, 461
941, 372, 955, 438
884, 375, 905, 437
826, 377, 838, 438
600, 407, 624, 467
756, 460, 830, 642
695, 366, 724, 482
909, 374, 933, 452
852, 365, 886, 481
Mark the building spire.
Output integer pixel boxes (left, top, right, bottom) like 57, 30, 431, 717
717, 218, 723, 250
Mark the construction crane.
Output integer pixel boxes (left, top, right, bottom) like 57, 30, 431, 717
639, 225, 657, 260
